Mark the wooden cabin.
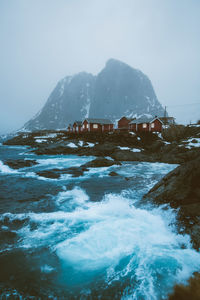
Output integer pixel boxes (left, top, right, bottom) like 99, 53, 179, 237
73, 121, 82, 133
129, 117, 163, 132
118, 116, 136, 130
82, 118, 114, 133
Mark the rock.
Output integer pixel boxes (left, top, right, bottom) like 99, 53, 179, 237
36, 166, 89, 179
36, 170, 61, 179
92, 142, 117, 156
109, 171, 119, 176
143, 155, 200, 249
4, 159, 38, 169
23, 59, 164, 131
169, 272, 200, 300
143, 156, 200, 207
81, 158, 121, 168
111, 150, 153, 162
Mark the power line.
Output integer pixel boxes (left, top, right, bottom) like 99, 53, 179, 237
165, 102, 200, 108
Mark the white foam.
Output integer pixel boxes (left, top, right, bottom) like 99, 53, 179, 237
2, 190, 200, 298
40, 264, 55, 273
56, 187, 89, 210
0, 160, 18, 174
36, 156, 93, 168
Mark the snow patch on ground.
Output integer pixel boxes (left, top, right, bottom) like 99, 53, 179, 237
34, 134, 58, 139
85, 142, 95, 148
118, 146, 141, 152
67, 143, 78, 148
35, 139, 47, 143
182, 138, 200, 149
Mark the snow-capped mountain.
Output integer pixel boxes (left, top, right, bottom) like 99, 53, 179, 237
23, 59, 165, 131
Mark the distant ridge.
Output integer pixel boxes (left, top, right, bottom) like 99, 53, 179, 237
23, 59, 165, 131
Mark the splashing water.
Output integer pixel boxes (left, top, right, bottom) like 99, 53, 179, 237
1, 190, 200, 299
0, 160, 17, 174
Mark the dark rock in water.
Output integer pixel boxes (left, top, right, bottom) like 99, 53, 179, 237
37, 170, 61, 179
65, 167, 89, 177
36, 166, 89, 179
81, 158, 121, 168
109, 171, 119, 177
143, 155, 200, 249
143, 156, 200, 207
4, 159, 38, 169
22, 59, 164, 131
169, 272, 200, 300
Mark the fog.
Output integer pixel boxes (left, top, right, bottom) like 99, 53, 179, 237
0, 0, 200, 134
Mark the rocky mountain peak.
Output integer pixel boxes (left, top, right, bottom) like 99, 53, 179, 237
22, 59, 165, 131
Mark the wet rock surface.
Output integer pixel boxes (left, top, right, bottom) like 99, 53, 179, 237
4, 159, 38, 169
143, 155, 200, 249
81, 157, 121, 168
36, 166, 89, 179
3, 128, 200, 164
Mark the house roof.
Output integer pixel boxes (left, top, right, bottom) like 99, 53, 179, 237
73, 121, 82, 126
119, 116, 136, 122
159, 117, 175, 120
130, 117, 163, 125
85, 118, 113, 125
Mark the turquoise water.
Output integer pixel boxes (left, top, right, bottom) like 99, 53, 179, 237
0, 144, 200, 299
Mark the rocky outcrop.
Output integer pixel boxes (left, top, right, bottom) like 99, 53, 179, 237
36, 166, 89, 179
22, 59, 165, 131
143, 156, 200, 249
169, 272, 200, 299
81, 158, 121, 168
4, 159, 38, 169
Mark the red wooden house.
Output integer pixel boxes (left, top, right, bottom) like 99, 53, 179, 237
118, 116, 136, 130
73, 121, 82, 133
82, 118, 114, 133
129, 116, 163, 132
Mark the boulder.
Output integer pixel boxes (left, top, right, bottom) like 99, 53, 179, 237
81, 157, 121, 168
4, 159, 38, 169
36, 166, 89, 179
109, 171, 119, 176
143, 155, 200, 249
111, 150, 153, 162
169, 272, 200, 300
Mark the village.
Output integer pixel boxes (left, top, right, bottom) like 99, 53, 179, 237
67, 115, 175, 134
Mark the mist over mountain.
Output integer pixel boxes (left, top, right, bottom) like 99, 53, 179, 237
23, 59, 165, 131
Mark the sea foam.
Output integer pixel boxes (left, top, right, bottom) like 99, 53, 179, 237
1, 186, 199, 299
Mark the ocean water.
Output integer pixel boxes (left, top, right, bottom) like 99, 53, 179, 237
0, 144, 200, 299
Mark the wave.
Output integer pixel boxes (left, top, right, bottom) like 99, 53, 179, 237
1, 189, 200, 299
0, 160, 18, 174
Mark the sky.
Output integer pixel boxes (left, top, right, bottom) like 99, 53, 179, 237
0, 0, 200, 134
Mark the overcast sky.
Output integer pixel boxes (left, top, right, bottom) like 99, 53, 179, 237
0, 0, 200, 134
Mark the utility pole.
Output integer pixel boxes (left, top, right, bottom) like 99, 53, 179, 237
164, 106, 167, 126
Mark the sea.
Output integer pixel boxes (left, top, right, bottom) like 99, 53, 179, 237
0, 143, 200, 299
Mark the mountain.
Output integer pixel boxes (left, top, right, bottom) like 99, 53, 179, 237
23, 59, 165, 131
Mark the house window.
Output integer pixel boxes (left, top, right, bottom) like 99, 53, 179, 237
86, 124, 89, 129
151, 123, 155, 128
93, 124, 98, 129
143, 123, 147, 128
